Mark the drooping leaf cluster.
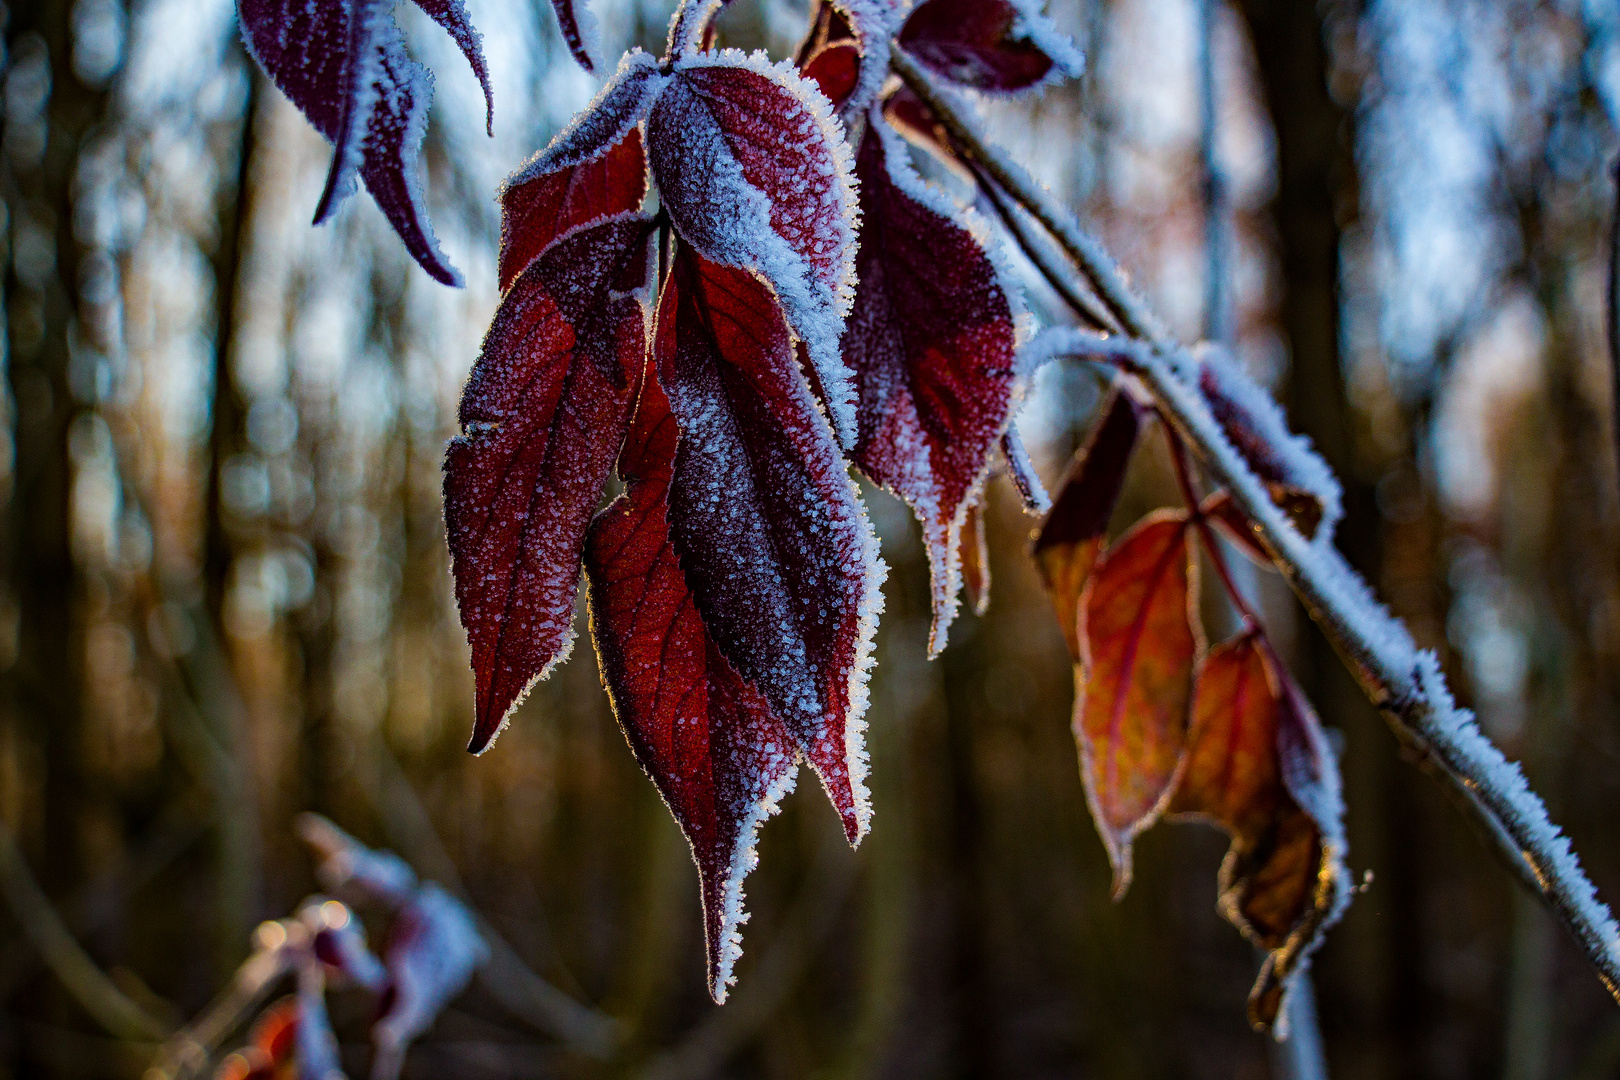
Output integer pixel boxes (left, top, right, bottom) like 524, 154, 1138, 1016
235, 0, 1353, 1029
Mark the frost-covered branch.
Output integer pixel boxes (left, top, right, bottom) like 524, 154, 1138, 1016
893, 48, 1620, 1004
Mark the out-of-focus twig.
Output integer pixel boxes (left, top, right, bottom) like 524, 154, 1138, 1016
1268, 973, 1328, 1080
357, 739, 621, 1058
146, 927, 293, 1080
0, 823, 169, 1042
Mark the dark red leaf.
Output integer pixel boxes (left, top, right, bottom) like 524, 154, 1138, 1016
1194, 347, 1340, 539
1032, 388, 1143, 662
410, 0, 493, 133
801, 42, 863, 110
1075, 511, 1199, 895
647, 51, 861, 444
549, 0, 602, 71
897, 0, 1083, 94
654, 247, 884, 843
499, 128, 648, 291
798, 0, 900, 117
1000, 424, 1049, 513
238, 0, 464, 284
1170, 633, 1349, 1032
586, 367, 798, 1002
446, 214, 653, 752
845, 116, 1018, 653
1200, 489, 1322, 567
883, 85, 956, 160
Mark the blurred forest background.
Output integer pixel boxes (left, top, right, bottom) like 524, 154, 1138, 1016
4, 0, 1620, 1076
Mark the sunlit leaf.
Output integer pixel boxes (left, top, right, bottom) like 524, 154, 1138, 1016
654, 246, 885, 843
586, 367, 799, 1003
1032, 388, 1142, 662
1074, 510, 1199, 895
647, 50, 862, 445
960, 499, 990, 616
445, 215, 653, 751
845, 115, 1019, 654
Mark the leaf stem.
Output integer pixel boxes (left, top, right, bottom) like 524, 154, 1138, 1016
1165, 424, 1259, 630
890, 46, 1620, 1004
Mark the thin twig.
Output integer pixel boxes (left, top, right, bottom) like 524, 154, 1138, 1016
1608, 156, 1620, 515
891, 48, 1620, 1005
146, 943, 291, 1080
0, 823, 169, 1042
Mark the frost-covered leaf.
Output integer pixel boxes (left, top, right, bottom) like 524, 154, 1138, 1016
1200, 489, 1321, 568
237, 0, 466, 285
299, 814, 419, 907
647, 50, 862, 446
845, 116, 1019, 654
499, 129, 648, 290
1170, 632, 1349, 1032
800, 41, 863, 110
1193, 346, 1340, 541
549, 0, 603, 71
372, 885, 488, 1080
295, 961, 344, 1080
1000, 425, 1049, 514
586, 366, 798, 1003
446, 214, 653, 752
960, 499, 990, 616
1075, 511, 1199, 895
883, 85, 955, 160
655, 246, 885, 843
799, 0, 900, 118
897, 0, 1083, 94
410, 0, 492, 133
1032, 388, 1142, 663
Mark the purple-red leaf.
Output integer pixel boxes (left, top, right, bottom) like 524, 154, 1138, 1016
1075, 510, 1199, 895
799, 0, 900, 118
647, 51, 861, 446
845, 115, 1019, 654
1194, 346, 1340, 540
549, 0, 603, 71
1032, 388, 1142, 662
410, 0, 493, 133
897, 0, 1083, 94
238, 0, 465, 285
801, 41, 863, 111
498, 128, 648, 291
1000, 424, 1049, 514
586, 366, 798, 1002
372, 885, 488, 1080
655, 247, 884, 843
445, 214, 653, 752
1170, 632, 1349, 1032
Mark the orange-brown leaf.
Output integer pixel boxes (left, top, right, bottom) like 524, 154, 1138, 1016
960, 500, 990, 616
1075, 510, 1198, 895
1033, 388, 1142, 661
1171, 633, 1348, 1032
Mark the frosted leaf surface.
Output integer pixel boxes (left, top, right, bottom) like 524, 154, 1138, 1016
648, 50, 862, 446
1000, 424, 1049, 513
238, 0, 464, 285
445, 214, 654, 753
1191, 344, 1342, 542
586, 368, 799, 1002
844, 115, 1019, 655
409, 0, 493, 132
499, 128, 648, 290
897, 0, 1083, 95
372, 885, 489, 1080
509, 51, 665, 177
655, 247, 885, 843
549, 0, 604, 71
800, 0, 902, 119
